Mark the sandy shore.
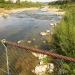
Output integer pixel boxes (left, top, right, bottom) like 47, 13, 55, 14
0, 8, 39, 16
0, 7, 65, 16
48, 7, 65, 15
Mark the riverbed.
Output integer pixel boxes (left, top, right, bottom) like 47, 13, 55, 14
0, 9, 62, 42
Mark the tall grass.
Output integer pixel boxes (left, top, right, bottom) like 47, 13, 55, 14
51, 3, 75, 74
53, 9, 75, 57
0, 1, 43, 9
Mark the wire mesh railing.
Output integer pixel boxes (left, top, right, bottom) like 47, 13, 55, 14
0, 39, 75, 75
0, 40, 39, 75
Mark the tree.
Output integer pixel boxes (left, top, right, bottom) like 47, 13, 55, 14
62, 0, 75, 2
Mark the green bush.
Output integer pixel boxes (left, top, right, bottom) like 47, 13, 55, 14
51, 4, 75, 74
0, 1, 43, 9
53, 8, 75, 57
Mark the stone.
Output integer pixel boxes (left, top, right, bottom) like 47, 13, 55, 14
46, 30, 50, 33
50, 23, 54, 26
47, 63, 54, 73
27, 40, 32, 44
17, 40, 23, 44
40, 32, 47, 36
34, 65, 47, 75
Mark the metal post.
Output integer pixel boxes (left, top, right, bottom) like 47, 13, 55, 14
1, 39, 10, 75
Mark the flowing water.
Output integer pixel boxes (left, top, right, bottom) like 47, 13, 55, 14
0, 10, 62, 75
0, 10, 62, 42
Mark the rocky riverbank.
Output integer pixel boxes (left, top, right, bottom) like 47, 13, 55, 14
0, 7, 65, 17
48, 7, 65, 15
32, 52, 54, 75
0, 8, 38, 16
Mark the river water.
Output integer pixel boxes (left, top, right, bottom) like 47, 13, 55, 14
0, 10, 62, 75
0, 10, 62, 42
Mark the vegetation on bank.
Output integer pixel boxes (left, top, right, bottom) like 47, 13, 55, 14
46, 3, 75, 75
0, 1, 43, 9
48, 1, 75, 10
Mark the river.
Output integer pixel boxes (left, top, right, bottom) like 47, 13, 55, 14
0, 9, 62, 75
0, 10, 62, 42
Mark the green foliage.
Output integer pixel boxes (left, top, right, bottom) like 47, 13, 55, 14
48, 0, 75, 6
0, 1, 43, 9
42, 56, 53, 64
54, 61, 75, 75
53, 6, 75, 57
51, 3, 75, 75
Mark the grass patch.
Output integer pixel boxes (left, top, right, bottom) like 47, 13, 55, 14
50, 3, 75, 75
0, 1, 43, 9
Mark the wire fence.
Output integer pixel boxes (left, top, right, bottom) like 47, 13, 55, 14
0, 41, 39, 75
0, 40, 75, 75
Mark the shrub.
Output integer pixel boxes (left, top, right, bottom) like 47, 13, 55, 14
53, 8, 75, 57
51, 4, 75, 74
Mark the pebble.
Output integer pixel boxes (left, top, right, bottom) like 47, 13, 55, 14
46, 30, 50, 33
33, 63, 54, 75
27, 40, 32, 44
17, 40, 23, 44
40, 32, 47, 36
